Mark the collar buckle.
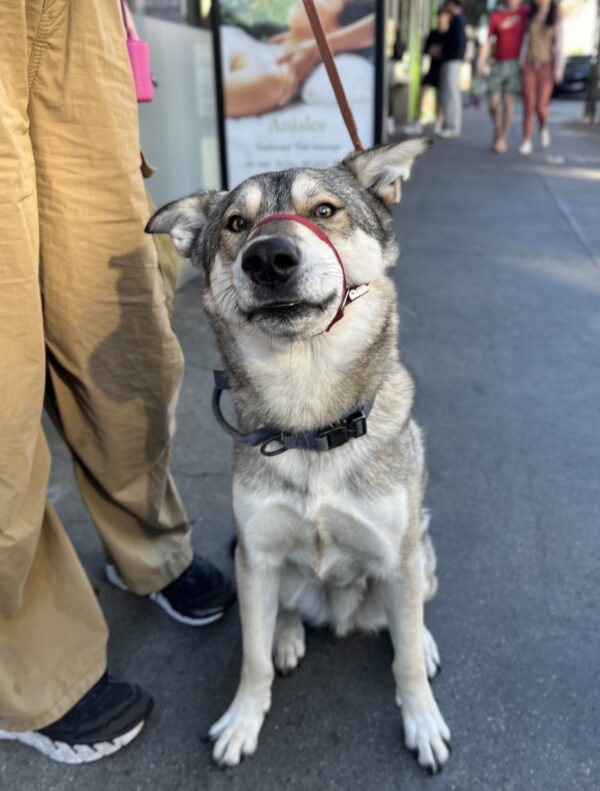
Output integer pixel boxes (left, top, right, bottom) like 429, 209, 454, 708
317, 409, 368, 450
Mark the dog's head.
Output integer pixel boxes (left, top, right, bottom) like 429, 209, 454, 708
147, 139, 429, 338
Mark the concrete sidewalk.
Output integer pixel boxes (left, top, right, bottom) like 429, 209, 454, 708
2, 100, 599, 791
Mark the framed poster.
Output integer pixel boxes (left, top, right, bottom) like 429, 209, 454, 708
212, 0, 384, 188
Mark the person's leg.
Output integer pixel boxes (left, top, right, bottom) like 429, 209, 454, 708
417, 84, 427, 120
445, 61, 458, 132
520, 63, 536, 152
29, 0, 195, 596
0, 490, 109, 732
435, 87, 444, 130
537, 63, 554, 139
451, 61, 463, 134
440, 62, 450, 128
500, 94, 515, 140
486, 62, 503, 145
442, 61, 462, 135
0, 0, 107, 732
488, 94, 502, 143
499, 60, 520, 148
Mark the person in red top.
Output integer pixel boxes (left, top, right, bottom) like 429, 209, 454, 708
477, 0, 530, 152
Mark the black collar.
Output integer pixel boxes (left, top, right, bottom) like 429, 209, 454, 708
212, 370, 375, 456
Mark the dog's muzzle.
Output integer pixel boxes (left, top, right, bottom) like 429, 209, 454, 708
248, 213, 369, 333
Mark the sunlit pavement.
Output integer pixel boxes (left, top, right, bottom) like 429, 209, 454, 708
2, 99, 599, 791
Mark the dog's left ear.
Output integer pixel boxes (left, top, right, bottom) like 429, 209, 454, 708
146, 190, 227, 257
343, 138, 431, 207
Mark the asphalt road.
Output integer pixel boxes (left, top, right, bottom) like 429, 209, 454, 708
2, 101, 599, 791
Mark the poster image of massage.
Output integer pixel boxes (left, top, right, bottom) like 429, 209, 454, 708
213, 0, 379, 187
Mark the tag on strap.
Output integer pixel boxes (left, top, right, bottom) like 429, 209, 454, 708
347, 284, 370, 303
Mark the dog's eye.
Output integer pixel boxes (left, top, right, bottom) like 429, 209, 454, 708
314, 204, 336, 219
226, 215, 248, 233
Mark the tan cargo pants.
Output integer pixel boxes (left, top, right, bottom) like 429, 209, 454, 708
0, 0, 194, 731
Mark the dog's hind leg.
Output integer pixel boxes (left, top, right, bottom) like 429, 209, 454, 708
419, 510, 441, 679
423, 626, 441, 680
273, 609, 306, 675
420, 508, 438, 603
209, 545, 280, 767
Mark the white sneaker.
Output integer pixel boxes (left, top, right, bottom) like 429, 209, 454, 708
540, 127, 551, 148
0, 674, 152, 764
402, 120, 423, 135
437, 128, 459, 139
106, 557, 236, 627
519, 139, 533, 156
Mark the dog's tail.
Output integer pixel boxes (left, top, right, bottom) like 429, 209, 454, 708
420, 508, 438, 603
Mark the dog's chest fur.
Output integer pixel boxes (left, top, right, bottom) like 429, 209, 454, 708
233, 443, 414, 633
267, 456, 405, 573
232, 370, 420, 592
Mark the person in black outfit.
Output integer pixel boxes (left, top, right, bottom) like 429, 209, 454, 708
438, 0, 467, 138
406, 7, 451, 133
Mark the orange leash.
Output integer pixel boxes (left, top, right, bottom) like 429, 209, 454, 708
301, 0, 364, 152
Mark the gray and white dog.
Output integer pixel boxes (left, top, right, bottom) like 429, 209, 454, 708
147, 138, 451, 773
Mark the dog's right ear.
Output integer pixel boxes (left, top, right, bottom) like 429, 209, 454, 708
145, 190, 227, 258
343, 138, 432, 207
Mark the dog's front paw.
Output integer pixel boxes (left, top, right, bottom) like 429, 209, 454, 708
401, 686, 451, 774
209, 693, 270, 767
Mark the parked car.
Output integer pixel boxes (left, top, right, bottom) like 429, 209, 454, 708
554, 55, 598, 96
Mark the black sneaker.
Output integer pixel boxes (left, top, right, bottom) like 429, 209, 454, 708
0, 673, 153, 764
106, 555, 236, 626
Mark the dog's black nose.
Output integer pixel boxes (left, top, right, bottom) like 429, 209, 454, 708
241, 237, 300, 287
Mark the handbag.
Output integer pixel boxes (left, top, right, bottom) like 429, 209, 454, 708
120, 0, 154, 103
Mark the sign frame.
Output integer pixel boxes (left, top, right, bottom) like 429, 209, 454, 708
211, 0, 385, 189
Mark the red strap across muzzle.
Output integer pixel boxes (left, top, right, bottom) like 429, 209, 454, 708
251, 212, 367, 332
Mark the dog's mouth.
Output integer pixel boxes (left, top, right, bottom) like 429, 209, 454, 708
245, 295, 337, 324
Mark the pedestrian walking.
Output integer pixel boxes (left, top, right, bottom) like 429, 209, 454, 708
519, 0, 565, 154
404, 8, 452, 135
438, 0, 467, 138
477, 0, 530, 153
0, 0, 234, 764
